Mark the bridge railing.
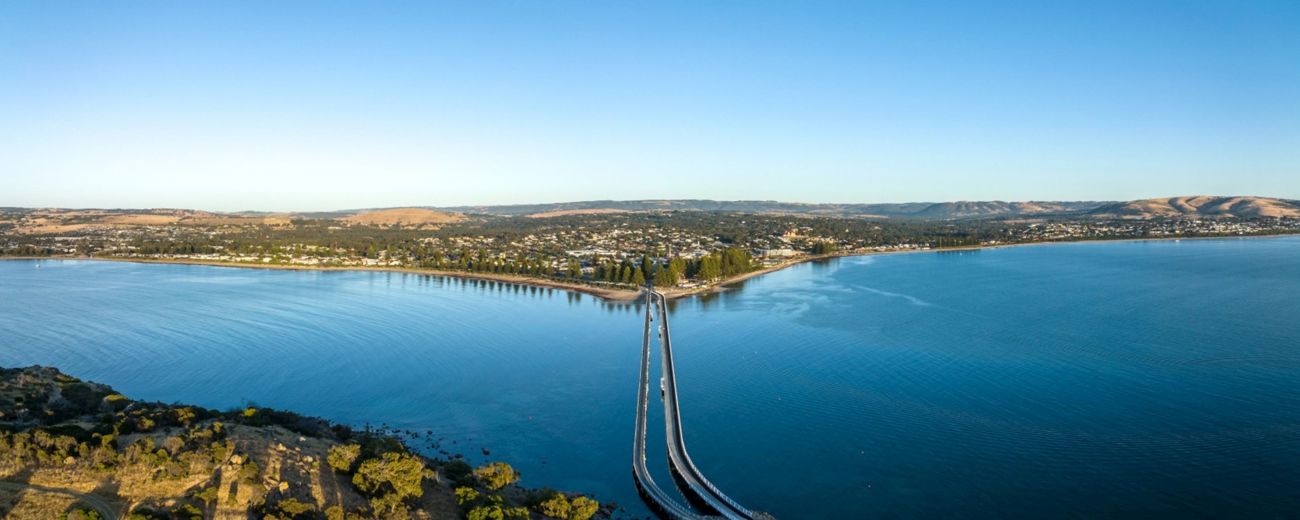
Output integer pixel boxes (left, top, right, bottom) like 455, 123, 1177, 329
652, 290, 760, 520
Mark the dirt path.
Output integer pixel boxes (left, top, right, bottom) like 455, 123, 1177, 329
0, 480, 121, 520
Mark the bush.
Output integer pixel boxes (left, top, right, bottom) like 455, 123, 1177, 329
238, 460, 260, 484
273, 497, 316, 519
175, 503, 203, 520
533, 493, 598, 520
443, 458, 474, 487
473, 462, 519, 491
535, 492, 570, 518
811, 241, 839, 254
104, 394, 130, 411
467, 505, 529, 520
124, 509, 167, 520
455, 487, 483, 507
327, 443, 361, 473
192, 486, 218, 507
568, 496, 599, 520
60, 509, 102, 520
352, 451, 427, 501
60, 382, 104, 412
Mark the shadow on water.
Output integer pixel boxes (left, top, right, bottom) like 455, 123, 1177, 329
934, 248, 983, 259
376, 270, 646, 314
691, 258, 848, 310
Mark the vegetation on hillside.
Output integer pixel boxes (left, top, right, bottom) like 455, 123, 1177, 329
0, 366, 607, 520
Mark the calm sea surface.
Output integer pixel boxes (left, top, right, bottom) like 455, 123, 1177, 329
3, 237, 1299, 518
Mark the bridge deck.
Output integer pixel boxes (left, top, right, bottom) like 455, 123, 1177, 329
633, 291, 703, 520
653, 290, 758, 520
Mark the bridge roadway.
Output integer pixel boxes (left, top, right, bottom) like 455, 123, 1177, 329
651, 290, 759, 520
632, 289, 704, 520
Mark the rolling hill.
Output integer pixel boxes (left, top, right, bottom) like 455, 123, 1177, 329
1089, 196, 1300, 219
437, 199, 1110, 219
339, 207, 465, 226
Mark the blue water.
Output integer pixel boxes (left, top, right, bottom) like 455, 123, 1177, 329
3, 237, 1299, 518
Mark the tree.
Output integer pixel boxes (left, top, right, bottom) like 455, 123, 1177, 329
653, 265, 676, 287
668, 256, 687, 279
473, 462, 519, 491
719, 247, 753, 276
536, 493, 570, 519
696, 256, 721, 280
467, 505, 529, 520
631, 268, 645, 286
455, 486, 483, 507
63, 509, 103, 520
443, 459, 474, 487
568, 496, 599, 520
352, 451, 427, 501
327, 443, 361, 473
811, 241, 838, 254
272, 498, 315, 519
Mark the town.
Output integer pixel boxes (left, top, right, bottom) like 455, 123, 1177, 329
4, 207, 1299, 292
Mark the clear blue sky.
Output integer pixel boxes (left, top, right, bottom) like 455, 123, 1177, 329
2, 1, 1297, 211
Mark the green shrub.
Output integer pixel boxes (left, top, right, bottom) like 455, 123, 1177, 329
273, 497, 316, 519
443, 458, 474, 487
60, 509, 103, 520
455, 486, 482, 507
473, 462, 519, 491
467, 504, 529, 520
536, 492, 570, 518
327, 443, 361, 473
351, 451, 426, 501
238, 460, 260, 483
568, 496, 599, 520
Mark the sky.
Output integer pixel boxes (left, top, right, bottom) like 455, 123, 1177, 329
2, 1, 1298, 211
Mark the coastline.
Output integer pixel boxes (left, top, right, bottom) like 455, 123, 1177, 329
0, 365, 613, 519
9, 256, 646, 301
5, 232, 1296, 302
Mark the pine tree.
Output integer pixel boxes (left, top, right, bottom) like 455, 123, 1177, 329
654, 265, 675, 287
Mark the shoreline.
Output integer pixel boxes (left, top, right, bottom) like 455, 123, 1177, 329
27, 256, 648, 301
5, 232, 1296, 302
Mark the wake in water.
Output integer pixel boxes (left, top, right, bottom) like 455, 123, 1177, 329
852, 285, 933, 306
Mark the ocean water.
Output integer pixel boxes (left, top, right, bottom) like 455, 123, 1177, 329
2, 237, 1299, 518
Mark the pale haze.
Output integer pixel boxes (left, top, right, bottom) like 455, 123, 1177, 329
2, 1, 1298, 211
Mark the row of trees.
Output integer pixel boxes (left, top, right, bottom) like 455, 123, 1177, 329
405, 248, 756, 288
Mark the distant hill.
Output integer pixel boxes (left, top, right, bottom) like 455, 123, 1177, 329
7, 197, 1298, 227
1089, 196, 1300, 219
438, 199, 1110, 219
339, 207, 464, 226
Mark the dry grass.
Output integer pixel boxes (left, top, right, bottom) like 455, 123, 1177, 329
0, 487, 80, 519
181, 215, 291, 226
7, 209, 296, 234
341, 208, 465, 226
1103, 196, 1300, 218
526, 208, 629, 218
101, 214, 181, 225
